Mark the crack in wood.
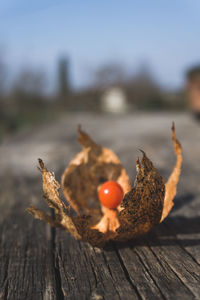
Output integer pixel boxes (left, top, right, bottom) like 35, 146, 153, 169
133, 249, 167, 300
2, 258, 9, 300
101, 252, 114, 279
148, 242, 198, 298
100, 251, 122, 299
113, 243, 143, 300
51, 211, 64, 300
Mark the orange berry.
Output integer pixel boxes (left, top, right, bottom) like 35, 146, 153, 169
98, 181, 124, 209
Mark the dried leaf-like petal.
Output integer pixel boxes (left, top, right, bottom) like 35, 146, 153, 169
27, 159, 81, 240
27, 205, 60, 227
160, 123, 182, 222
61, 126, 131, 218
114, 151, 165, 242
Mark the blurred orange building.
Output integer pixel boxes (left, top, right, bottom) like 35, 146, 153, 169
186, 66, 200, 117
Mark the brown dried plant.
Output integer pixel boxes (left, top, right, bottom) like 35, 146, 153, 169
27, 123, 182, 247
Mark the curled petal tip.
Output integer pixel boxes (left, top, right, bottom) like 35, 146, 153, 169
38, 158, 45, 169
139, 149, 146, 156
172, 121, 175, 131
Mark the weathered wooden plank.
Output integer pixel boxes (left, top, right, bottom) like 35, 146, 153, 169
0, 175, 57, 300
150, 224, 200, 298
0, 112, 200, 299
115, 237, 195, 300
55, 230, 140, 300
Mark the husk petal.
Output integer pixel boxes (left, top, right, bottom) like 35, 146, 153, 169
160, 123, 182, 222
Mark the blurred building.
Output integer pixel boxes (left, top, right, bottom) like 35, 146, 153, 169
186, 66, 200, 117
101, 87, 128, 113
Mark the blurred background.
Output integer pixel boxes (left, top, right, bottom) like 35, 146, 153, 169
0, 0, 200, 140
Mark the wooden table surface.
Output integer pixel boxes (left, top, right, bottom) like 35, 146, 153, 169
0, 112, 200, 300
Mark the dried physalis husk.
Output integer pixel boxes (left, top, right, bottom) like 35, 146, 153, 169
27, 123, 182, 247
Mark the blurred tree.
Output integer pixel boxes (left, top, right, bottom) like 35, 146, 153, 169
0, 50, 7, 99
0, 49, 9, 137
10, 67, 47, 125
92, 62, 126, 89
57, 57, 71, 103
13, 68, 46, 99
127, 64, 165, 110
4, 68, 50, 133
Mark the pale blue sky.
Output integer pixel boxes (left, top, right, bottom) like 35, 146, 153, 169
0, 0, 200, 88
